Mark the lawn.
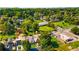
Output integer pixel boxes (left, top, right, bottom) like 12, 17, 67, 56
68, 41, 79, 49
53, 21, 74, 28
39, 26, 54, 32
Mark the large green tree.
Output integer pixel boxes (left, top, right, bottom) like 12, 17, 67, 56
0, 42, 5, 51
22, 40, 31, 51
71, 27, 79, 35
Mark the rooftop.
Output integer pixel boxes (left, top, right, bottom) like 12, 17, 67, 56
38, 21, 48, 26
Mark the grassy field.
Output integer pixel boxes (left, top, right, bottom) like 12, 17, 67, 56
68, 41, 79, 49
53, 21, 75, 28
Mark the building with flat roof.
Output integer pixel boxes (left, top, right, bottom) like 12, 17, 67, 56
38, 21, 48, 26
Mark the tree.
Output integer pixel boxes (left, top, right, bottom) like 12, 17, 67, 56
20, 20, 33, 34
71, 27, 79, 35
0, 42, 5, 51
22, 40, 31, 51
0, 17, 16, 35
5, 21, 15, 35
32, 20, 43, 32
39, 33, 52, 49
51, 37, 59, 48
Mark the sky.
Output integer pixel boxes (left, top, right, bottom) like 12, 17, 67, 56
0, 0, 79, 8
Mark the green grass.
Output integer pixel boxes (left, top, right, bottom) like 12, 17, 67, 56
68, 41, 79, 49
53, 21, 74, 28
39, 26, 54, 32
34, 20, 43, 24
58, 44, 70, 51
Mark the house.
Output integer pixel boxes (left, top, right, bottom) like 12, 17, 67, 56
58, 34, 71, 41
33, 34, 40, 42
27, 36, 35, 43
18, 34, 26, 41
52, 31, 75, 43
5, 39, 14, 51
38, 21, 48, 26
